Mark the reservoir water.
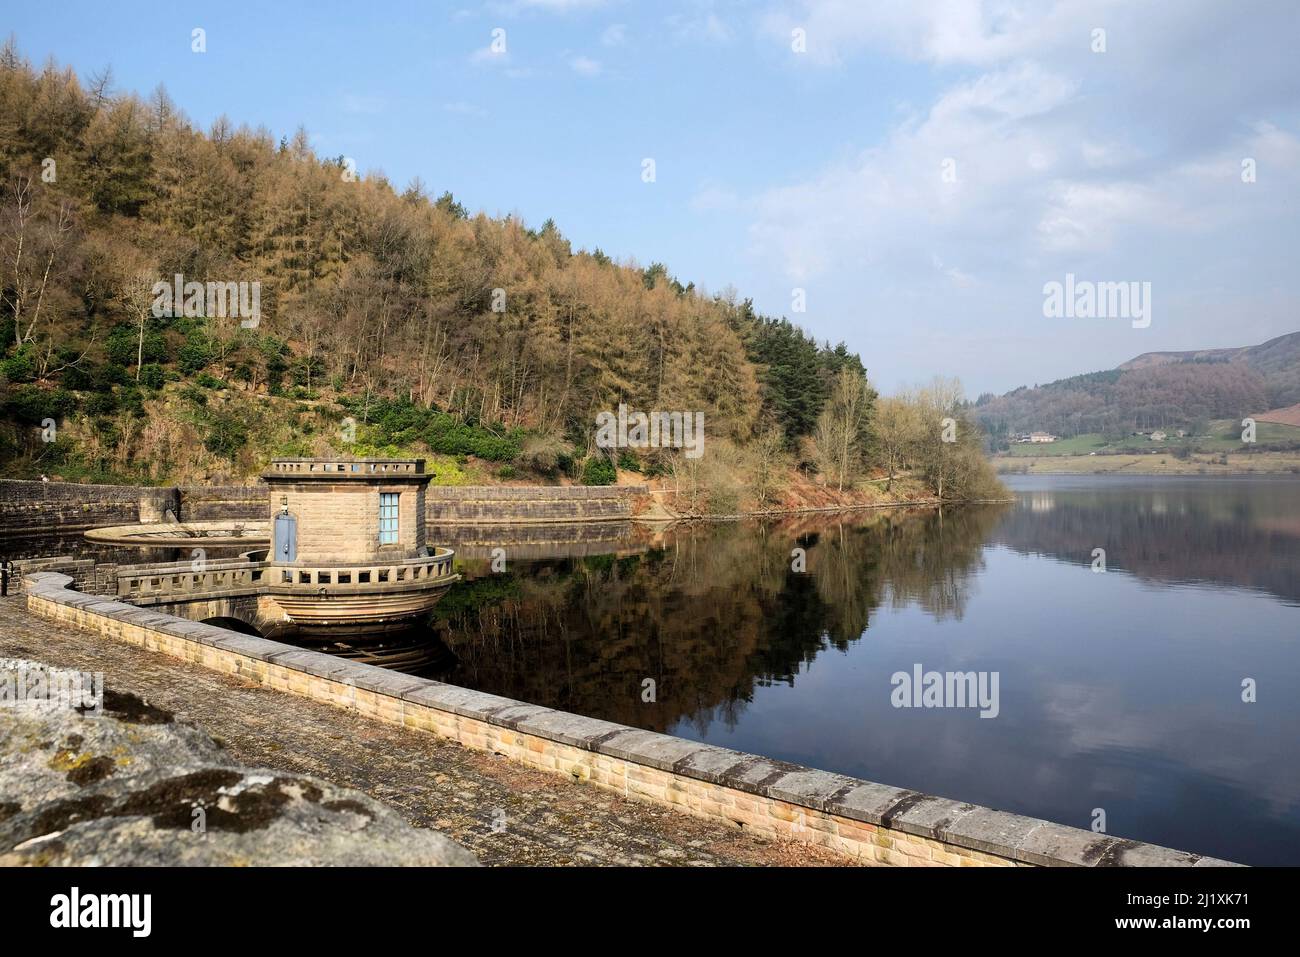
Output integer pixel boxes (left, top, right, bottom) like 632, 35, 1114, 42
9, 474, 1297, 863
431, 475, 1300, 865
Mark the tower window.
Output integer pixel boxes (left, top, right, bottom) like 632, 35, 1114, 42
379, 492, 399, 544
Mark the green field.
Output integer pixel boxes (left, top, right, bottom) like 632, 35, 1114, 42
1002, 434, 1110, 456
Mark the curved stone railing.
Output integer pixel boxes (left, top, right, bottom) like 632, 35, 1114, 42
22, 570, 1243, 869
264, 549, 455, 591
113, 548, 455, 603
116, 557, 265, 602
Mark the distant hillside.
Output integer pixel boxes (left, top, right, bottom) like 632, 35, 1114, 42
975, 331, 1300, 441
1257, 402, 1300, 427
1120, 331, 1300, 377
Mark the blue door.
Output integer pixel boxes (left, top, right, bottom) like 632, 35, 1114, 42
274, 513, 297, 562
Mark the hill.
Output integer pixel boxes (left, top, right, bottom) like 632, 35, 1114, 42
975, 332, 1300, 445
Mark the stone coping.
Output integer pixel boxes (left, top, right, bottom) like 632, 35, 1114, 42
23, 571, 1241, 868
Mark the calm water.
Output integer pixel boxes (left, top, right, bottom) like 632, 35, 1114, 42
9, 476, 1298, 863
430, 475, 1300, 865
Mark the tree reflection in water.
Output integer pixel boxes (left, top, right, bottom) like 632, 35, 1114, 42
430, 504, 1008, 735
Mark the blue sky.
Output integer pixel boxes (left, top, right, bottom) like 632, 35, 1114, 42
8, 1, 1300, 395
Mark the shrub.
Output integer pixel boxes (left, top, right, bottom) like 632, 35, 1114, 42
62, 360, 97, 390
204, 411, 248, 460
337, 396, 523, 462
95, 362, 131, 389
582, 455, 616, 486
179, 385, 207, 407
0, 347, 35, 383
3, 384, 76, 424
139, 363, 166, 389
85, 391, 118, 417
178, 336, 215, 374
118, 385, 145, 416
107, 326, 166, 367
519, 432, 569, 473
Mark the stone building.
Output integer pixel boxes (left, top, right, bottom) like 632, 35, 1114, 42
262, 459, 430, 564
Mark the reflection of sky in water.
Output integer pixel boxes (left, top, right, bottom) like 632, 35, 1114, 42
666, 477, 1300, 865
670, 543, 1300, 865
428, 475, 1299, 865
14, 476, 1295, 862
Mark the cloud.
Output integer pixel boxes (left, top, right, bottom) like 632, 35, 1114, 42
600, 23, 627, 46
762, 0, 1095, 67
666, 7, 732, 45
469, 45, 509, 66
748, 62, 1084, 282
739, 1, 1300, 390
568, 55, 602, 76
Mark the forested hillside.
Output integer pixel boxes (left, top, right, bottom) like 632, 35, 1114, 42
0, 43, 998, 507
974, 332, 1300, 443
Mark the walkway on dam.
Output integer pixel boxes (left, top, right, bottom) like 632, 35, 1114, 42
0, 597, 848, 867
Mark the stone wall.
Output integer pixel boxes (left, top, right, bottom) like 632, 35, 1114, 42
0, 479, 144, 540
0, 480, 266, 541
428, 485, 646, 525
273, 480, 426, 562
177, 484, 266, 521
436, 521, 639, 560
7, 558, 116, 596
23, 571, 1241, 868
0, 480, 645, 542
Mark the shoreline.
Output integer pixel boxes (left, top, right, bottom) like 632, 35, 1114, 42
994, 451, 1300, 477
650, 496, 1015, 522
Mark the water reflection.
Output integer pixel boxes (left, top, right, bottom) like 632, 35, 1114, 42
9, 476, 1300, 863
994, 475, 1300, 605
428, 505, 1007, 733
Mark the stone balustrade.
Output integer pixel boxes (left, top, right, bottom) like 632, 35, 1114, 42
265, 549, 455, 591
266, 459, 424, 477
115, 558, 265, 603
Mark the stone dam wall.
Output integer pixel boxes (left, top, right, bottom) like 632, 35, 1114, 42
0, 480, 643, 542
427, 485, 645, 525
23, 570, 1240, 868
0, 479, 263, 539
0, 479, 151, 540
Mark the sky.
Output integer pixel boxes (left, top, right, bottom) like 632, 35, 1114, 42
7, 0, 1300, 395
